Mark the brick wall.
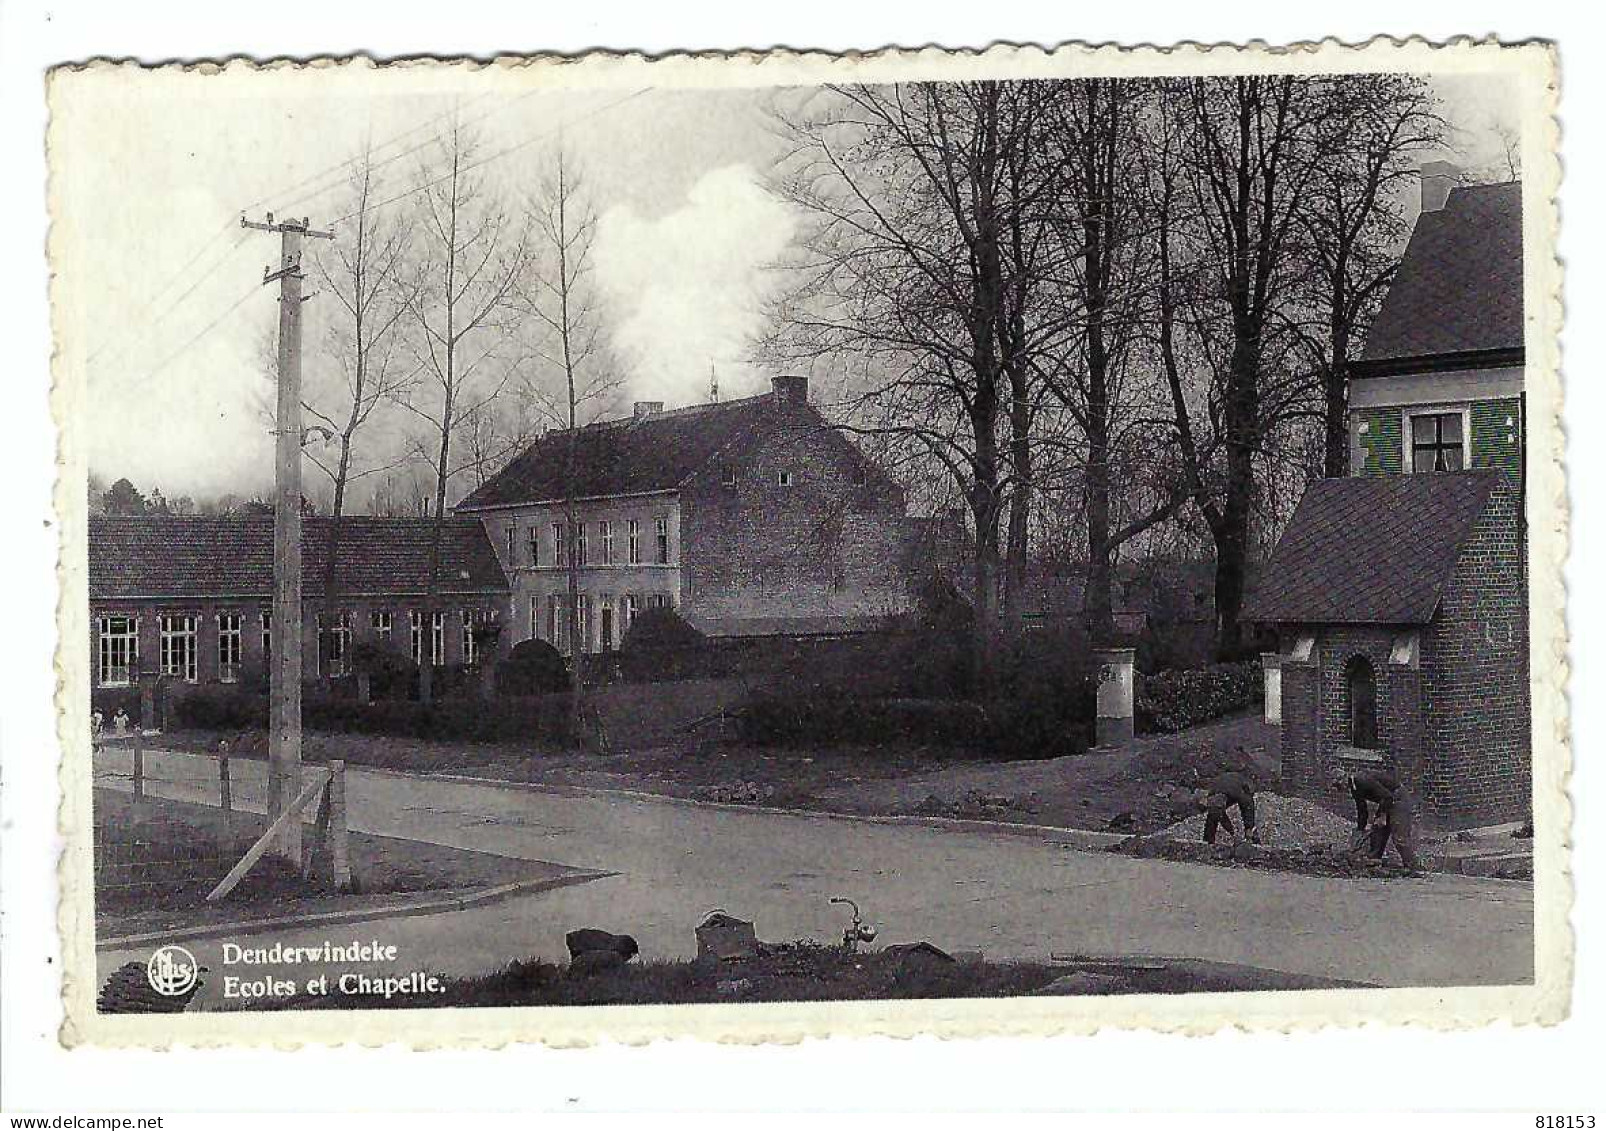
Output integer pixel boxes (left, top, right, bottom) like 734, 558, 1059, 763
89, 595, 506, 691
1420, 477, 1531, 821
680, 408, 913, 622
1279, 658, 1322, 793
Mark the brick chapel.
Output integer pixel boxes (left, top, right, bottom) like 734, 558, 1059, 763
1245, 166, 1530, 823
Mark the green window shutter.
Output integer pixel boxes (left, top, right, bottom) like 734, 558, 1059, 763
1352, 407, 1402, 475
1471, 397, 1522, 474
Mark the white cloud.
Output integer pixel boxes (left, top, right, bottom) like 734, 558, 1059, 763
594, 164, 794, 408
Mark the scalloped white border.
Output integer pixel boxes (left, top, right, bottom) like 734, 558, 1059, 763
47, 35, 1568, 1049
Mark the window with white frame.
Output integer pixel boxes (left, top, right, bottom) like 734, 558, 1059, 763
599, 595, 615, 651
217, 613, 242, 683
576, 595, 592, 653
650, 593, 672, 610
462, 608, 484, 666
655, 515, 670, 564
577, 523, 589, 566
527, 526, 540, 567
260, 610, 272, 665
430, 611, 445, 666
551, 521, 565, 567
505, 524, 515, 562
721, 464, 737, 488
776, 470, 793, 488
409, 610, 424, 665
627, 519, 641, 564
530, 594, 541, 642
1408, 410, 1467, 473
372, 610, 392, 641
624, 593, 639, 629
316, 611, 352, 677
600, 520, 614, 564
97, 615, 138, 687
159, 614, 199, 683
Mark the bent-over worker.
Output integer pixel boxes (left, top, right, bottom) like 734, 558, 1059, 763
1332, 766, 1421, 871
1194, 769, 1259, 845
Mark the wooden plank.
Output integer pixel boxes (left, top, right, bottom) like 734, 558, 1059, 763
328, 760, 351, 892
205, 768, 329, 903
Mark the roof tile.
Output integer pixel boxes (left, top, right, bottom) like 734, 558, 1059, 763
1242, 471, 1500, 626
88, 516, 509, 601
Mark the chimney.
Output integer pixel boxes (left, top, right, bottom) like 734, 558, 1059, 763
633, 401, 664, 420
771, 375, 809, 404
1419, 160, 1458, 214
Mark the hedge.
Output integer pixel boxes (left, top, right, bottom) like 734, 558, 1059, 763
169, 687, 570, 744
1135, 659, 1261, 734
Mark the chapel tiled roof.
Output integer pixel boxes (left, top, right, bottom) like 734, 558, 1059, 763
88, 516, 509, 600
1358, 181, 1524, 367
1241, 471, 1500, 626
455, 391, 842, 509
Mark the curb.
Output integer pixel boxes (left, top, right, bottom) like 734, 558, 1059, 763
96, 869, 615, 953
394, 765, 1132, 850
135, 747, 1129, 850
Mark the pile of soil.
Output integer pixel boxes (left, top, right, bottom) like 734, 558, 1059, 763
1106, 835, 1416, 879
1161, 792, 1355, 849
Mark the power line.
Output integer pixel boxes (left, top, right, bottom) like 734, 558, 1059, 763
330, 87, 654, 227
248, 92, 502, 216
109, 282, 264, 396
88, 229, 253, 371
84, 218, 238, 364
88, 92, 501, 367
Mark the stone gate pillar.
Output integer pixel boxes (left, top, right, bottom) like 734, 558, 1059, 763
1261, 652, 1283, 725
1093, 647, 1135, 747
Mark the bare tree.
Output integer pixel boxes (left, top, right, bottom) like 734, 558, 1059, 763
1032, 78, 1199, 639
766, 81, 1064, 698
395, 117, 531, 704
517, 148, 622, 745
1295, 76, 1444, 478
1152, 75, 1339, 657
307, 147, 418, 675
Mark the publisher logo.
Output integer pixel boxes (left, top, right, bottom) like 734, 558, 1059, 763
147, 944, 200, 997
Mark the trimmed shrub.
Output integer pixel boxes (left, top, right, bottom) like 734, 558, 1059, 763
171, 688, 269, 730
497, 639, 570, 697
620, 606, 705, 652
349, 642, 419, 701
1135, 659, 1261, 734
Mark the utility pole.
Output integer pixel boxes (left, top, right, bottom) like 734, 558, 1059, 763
242, 212, 333, 864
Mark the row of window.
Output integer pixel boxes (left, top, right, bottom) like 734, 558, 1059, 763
530, 591, 673, 655
95, 608, 498, 687
505, 516, 672, 570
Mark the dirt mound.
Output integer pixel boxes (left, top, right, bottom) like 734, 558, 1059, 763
1161, 791, 1354, 849
1106, 835, 1416, 879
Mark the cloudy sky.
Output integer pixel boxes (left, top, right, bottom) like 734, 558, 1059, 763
54, 63, 1521, 504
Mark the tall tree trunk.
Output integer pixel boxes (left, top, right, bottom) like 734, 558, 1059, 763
1213, 319, 1260, 659
1324, 300, 1352, 478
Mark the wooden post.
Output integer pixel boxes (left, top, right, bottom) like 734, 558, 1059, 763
328, 759, 351, 892
242, 213, 333, 865
131, 731, 144, 803
217, 747, 234, 852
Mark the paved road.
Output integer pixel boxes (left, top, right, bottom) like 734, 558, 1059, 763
93, 748, 1533, 1009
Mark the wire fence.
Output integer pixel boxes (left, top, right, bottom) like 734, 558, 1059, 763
92, 730, 349, 914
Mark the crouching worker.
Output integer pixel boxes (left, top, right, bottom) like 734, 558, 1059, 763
1332, 766, 1421, 871
1193, 770, 1259, 846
